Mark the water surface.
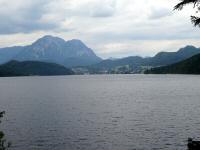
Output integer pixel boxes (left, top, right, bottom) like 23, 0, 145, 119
1, 75, 200, 150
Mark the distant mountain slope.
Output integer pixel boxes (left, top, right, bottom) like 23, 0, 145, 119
150, 45, 200, 66
145, 54, 200, 74
88, 45, 200, 73
0, 46, 24, 64
0, 60, 74, 77
0, 35, 102, 67
91, 56, 146, 70
14, 35, 102, 67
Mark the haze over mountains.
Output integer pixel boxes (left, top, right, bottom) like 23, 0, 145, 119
0, 35, 200, 75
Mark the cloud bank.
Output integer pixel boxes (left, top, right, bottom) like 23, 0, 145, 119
0, 0, 200, 58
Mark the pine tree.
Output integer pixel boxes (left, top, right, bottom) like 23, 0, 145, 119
174, 0, 200, 26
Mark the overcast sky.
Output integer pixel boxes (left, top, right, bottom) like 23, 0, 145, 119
0, 0, 200, 58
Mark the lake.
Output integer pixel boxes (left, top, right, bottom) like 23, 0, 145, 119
1, 75, 200, 150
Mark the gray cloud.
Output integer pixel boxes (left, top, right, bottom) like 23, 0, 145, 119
0, 0, 117, 34
0, 0, 200, 58
90, 1, 116, 17
91, 6, 115, 17
149, 8, 173, 19
0, 0, 62, 34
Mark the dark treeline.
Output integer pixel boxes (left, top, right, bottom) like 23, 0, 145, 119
145, 54, 200, 74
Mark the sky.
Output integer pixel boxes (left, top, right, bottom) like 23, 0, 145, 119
0, 0, 200, 58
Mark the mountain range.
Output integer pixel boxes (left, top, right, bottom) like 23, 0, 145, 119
0, 35, 200, 75
145, 54, 200, 74
87, 45, 200, 74
0, 35, 102, 67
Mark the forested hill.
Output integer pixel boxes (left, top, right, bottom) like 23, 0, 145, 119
0, 60, 74, 77
145, 54, 200, 74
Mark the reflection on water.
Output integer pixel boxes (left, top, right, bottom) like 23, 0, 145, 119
1, 75, 200, 150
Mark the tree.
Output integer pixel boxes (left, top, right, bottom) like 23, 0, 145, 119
174, 0, 200, 27
0, 111, 11, 150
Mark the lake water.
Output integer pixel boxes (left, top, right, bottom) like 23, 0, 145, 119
1, 75, 200, 150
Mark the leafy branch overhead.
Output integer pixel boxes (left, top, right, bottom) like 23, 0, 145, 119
174, 0, 200, 26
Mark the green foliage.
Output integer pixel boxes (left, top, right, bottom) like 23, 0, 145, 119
0, 111, 11, 150
174, 0, 200, 27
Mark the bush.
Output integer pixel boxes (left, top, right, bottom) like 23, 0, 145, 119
0, 111, 11, 150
